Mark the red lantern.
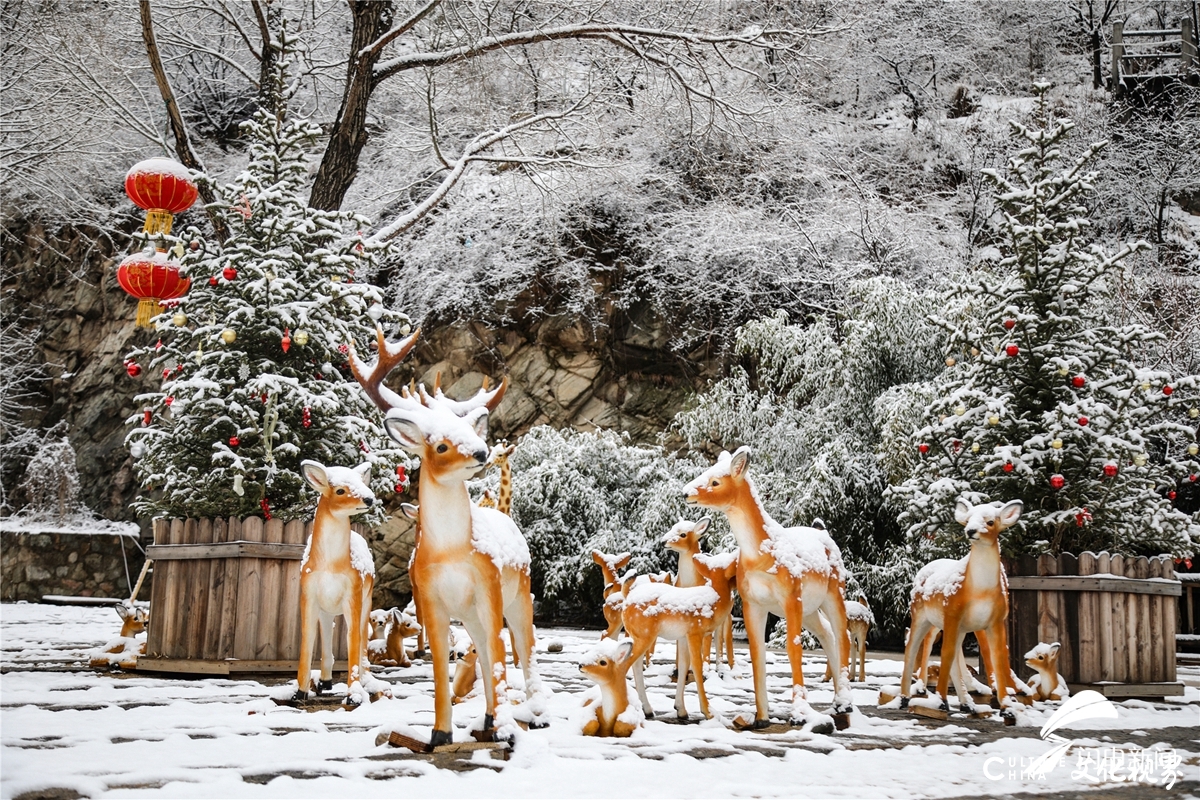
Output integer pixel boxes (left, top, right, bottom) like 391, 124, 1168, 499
1072, 375, 1085, 388
1006, 344, 1019, 357
125, 158, 198, 235
1050, 474, 1065, 490
1103, 463, 1118, 478
302, 406, 312, 428
164, 395, 174, 407
115, 251, 190, 328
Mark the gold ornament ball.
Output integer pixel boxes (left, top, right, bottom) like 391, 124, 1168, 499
1133, 453, 1147, 467
945, 356, 956, 367
331, 275, 342, 283
971, 443, 980, 453
172, 312, 187, 327
977, 470, 986, 477
1057, 367, 1069, 377
970, 347, 980, 357
220, 328, 236, 344
954, 405, 966, 416
293, 329, 309, 346
1141, 381, 1151, 391
988, 414, 1000, 426
1189, 443, 1199, 456
1051, 438, 1063, 449
1189, 407, 1199, 419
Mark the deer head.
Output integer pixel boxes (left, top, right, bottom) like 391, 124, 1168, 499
684, 447, 751, 511
953, 499, 1023, 545
662, 518, 711, 555
300, 460, 375, 517
579, 639, 636, 685
116, 602, 148, 638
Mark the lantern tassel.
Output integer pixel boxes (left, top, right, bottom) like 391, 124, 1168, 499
135, 299, 159, 328
143, 209, 174, 236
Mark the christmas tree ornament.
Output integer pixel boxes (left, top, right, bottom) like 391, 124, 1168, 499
1133, 453, 1147, 467
1192, 474, 1198, 483
235, 194, 252, 219
124, 157, 198, 236
954, 404, 966, 416
172, 311, 187, 327
142, 408, 152, 426
1005, 344, 1019, 357
162, 367, 171, 380
302, 406, 312, 428
172, 242, 185, 258
945, 356, 956, 367
220, 328, 236, 344
918, 443, 930, 454
400, 323, 412, 336
281, 328, 291, 353
331, 275, 342, 283
988, 414, 999, 425
1003, 319, 1016, 330
1076, 507, 1092, 527
971, 443, 980, 453
952, 440, 962, 452
238, 363, 250, 381
1003, 461, 1014, 473
1162, 384, 1173, 396
1078, 416, 1089, 426
208, 276, 218, 287
1188, 443, 1199, 456
115, 251, 190, 328
194, 343, 203, 365
189, 240, 200, 251
125, 361, 141, 377
1057, 366, 1070, 377
977, 470, 986, 477
294, 329, 309, 346
175, 364, 183, 374
155, 338, 163, 350
164, 395, 174, 406
1188, 407, 1199, 418
1103, 463, 1118, 478
260, 497, 271, 520
1050, 438, 1063, 449
1141, 380, 1151, 391
1168, 490, 1177, 500
233, 474, 244, 496
1050, 474, 1065, 489
969, 347, 979, 357
130, 441, 144, 458
264, 270, 275, 281
229, 436, 240, 447
359, 440, 369, 453
222, 266, 238, 281
1072, 375, 1085, 388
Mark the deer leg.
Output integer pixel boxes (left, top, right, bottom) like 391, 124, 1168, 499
724, 616, 735, 670
985, 620, 1013, 711
937, 618, 967, 711
344, 591, 365, 704
857, 631, 867, 683
294, 584, 317, 699
420, 598, 453, 746
901, 617, 933, 707
916, 628, 937, 693
317, 610, 335, 687
505, 585, 548, 728
743, 601, 770, 724
461, 611, 502, 738
688, 632, 711, 719
974, 630, 995, 695
630, 637, 655, 718
783, 595, 812, 723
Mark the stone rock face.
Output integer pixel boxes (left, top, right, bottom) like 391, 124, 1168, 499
0, 530, 147, 602
4, 220, 720, 607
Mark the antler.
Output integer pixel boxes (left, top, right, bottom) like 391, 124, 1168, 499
348, 325, 421, 413
428, 375, 509, 416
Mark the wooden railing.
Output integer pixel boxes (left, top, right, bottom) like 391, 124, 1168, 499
1111, 17, 1198, 92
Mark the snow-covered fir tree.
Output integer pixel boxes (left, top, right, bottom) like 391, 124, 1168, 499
673, 278, 951, 641
888, 84, 1199, 559
124, 29, 410, 521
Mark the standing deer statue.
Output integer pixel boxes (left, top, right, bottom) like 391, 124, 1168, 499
293, 460, 377, 704
350, 326, 547, 744
663, 518, 736, 672
900, 498, 1023, 716
824, 597, 873, 683
591, 549, 632, 639
685, 447, 853, 728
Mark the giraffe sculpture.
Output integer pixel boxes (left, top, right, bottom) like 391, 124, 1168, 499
478, 441, 517, 515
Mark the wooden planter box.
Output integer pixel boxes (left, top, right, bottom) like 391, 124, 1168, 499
1004, 552, 1184, 698
138, 517, 367, 675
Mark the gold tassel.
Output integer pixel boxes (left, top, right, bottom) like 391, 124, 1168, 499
135, 299, 158, 328
143, 210, 174, 236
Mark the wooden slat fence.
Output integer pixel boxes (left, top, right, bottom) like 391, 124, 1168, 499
144, 517, 368, 669
1005, 552, 1182, 691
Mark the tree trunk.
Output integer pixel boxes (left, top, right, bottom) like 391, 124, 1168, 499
1091, 29, 1102, 90
308, 1, 394, 211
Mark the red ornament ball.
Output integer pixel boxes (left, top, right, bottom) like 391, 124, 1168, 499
222, 266, 237, 281
229, 436, 240, 447
1072, 375, 1085, 388
260, 497, 272, 521
208, 276, 218, 287
125, 362, 141, 377
1006, 344, 1019, 357
164, 396, 174, 406
1191, 474, 1198, 483
1103, 463, 1118, 478
1078, 416, 1089, 426
918, 443, 930, 454
189, 240, 200, 251
1163, 385, 1174, 396
1168, 490, 1177, 500
1003, 461, 1014, 473
1050, 474, 1065, 490
1003, 319, 1016, 330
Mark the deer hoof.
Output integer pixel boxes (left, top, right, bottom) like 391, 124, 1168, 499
291, 690, 308, 702
809, 719, 835, 735
528, 718, 550, 730
899, 697, 909, 709
833, 703, 854, 715
429, 729, 453, 748
318, 679, 334, 693
938, 700, 950, 713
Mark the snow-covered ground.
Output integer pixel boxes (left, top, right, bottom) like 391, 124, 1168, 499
2, 602, 1197, 799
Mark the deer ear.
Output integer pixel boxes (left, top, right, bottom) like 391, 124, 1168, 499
301, 460, 329, 491
615, 640, 634, 664
954, 499, 972, 525
1048, 642, 1060, 656
694, 517, 711, 536
384, 414, 424, 451
999, 499, 1023, 526
591, 550, 605, 566
730, 447, 751, 477
400, 502, 419, 521
615, 553, 632, 571
469, 408, 489, 440
354, 462, 371, 481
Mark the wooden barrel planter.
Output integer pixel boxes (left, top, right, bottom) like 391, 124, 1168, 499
1004, 552, 1184, 698
138, 517, 368, 675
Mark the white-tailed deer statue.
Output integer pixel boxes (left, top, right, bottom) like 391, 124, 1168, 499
663, 518, 736, 671
579, 639, 642, 737
685, 447, 853, 727
1024, 642, 1069, 701
900, 498, 1023, 715
824, 597, 872, 683
368, 607, 421, 667
591, 549, 632, 639
350, 326, 546, 744
293, 460, 377, 704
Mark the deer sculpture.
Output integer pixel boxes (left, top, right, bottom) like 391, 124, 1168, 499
350, 326, 547, 744
685, 447, 853, 728
592, 549, 632, 639
900, 498, 1023, 716
1024, 642, 1069, 701
622, 551, 738, 720
293, 460, 377, 704
579, 639, 642, 737
663, 518, 736, 672
824, 597, 872, 683
368, 608, 421, 667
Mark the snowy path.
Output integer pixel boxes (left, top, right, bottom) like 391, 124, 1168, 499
2, 603, 1197, 799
